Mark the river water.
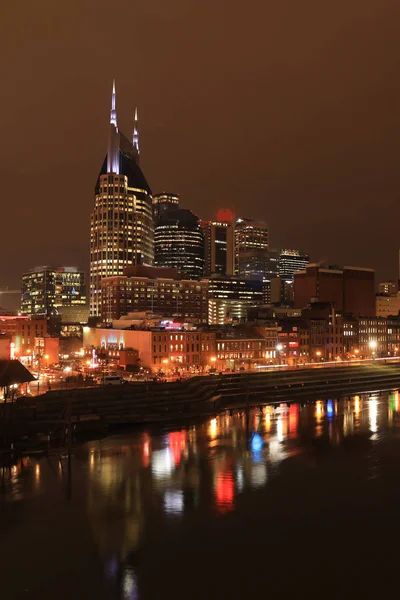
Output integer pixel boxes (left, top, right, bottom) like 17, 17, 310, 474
2, 392, 400, 599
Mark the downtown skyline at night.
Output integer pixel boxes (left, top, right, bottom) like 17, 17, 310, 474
1, 1, 400, 293
3, 4, 400, 600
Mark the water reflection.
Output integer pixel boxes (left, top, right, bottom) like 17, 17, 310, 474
164, 489, 184, 515
122, 566, 139, 600
2, 391, 400, 599
368, 398, 378, 434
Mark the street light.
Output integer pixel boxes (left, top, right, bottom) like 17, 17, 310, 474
316, 350, 322, 363
161, 358, 169, 379
210, 356, 217, 363
369, 340, 377, 359
276, 344, 283, 366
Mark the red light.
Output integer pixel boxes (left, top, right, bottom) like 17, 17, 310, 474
142, 434, 150, 467
168, 430, 186, 466
289, 404, 299, 434
216, 208, 235, 223
216, 470, 234, 513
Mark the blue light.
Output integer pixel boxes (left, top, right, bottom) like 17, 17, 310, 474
327, 400, 334, 418
251, 433, 263, 453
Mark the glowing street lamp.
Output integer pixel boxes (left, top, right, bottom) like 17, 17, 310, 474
210, 356, 217, 363
369, 340, 377, 358
162, 358, 169, 365
276, 344, 283, 365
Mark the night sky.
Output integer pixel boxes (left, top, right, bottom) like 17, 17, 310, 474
2, 0, 400, 294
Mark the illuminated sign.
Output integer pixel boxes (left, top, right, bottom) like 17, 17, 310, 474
160, 320, 182, 331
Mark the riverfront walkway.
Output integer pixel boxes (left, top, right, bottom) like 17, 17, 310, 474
0, 361, 399, 448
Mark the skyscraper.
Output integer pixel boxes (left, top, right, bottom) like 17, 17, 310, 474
202, 218, 235, 276
154, 207, 205, 278
90, 81, 154, 316
279, 249, 309, 278
153, 192, 180, 219
235, 218, 269, 252
237, 249, 279, 281
235, 218, 269, 272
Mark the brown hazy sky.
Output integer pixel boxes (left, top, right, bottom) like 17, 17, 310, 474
1, 0, 400, 291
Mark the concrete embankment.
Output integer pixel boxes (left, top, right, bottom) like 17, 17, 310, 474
3, 362, 400, 445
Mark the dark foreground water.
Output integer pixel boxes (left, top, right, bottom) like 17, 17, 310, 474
2, 392, 400, 599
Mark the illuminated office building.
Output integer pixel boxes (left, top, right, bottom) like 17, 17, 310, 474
202, 219, 235, 276
279, 249, 309, 279
154, 208, 205, 279
208, 276, 264, 324
153, 192, 179, 219
21, 266, 87, 319
90, 81, 154, 316
235, 218, 269, 273
235, 218, 269, 253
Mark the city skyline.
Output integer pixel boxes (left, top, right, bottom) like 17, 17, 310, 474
2, 1, 400, 292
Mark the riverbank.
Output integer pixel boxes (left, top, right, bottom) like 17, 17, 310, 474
0, 361, 399, 450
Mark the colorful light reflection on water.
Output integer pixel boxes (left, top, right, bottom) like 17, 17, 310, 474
2, 393, 400, 599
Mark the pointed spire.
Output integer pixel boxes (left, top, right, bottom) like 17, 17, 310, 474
132, 106, 140, 157
110, 79, 118, 129
107, 79, 120, 174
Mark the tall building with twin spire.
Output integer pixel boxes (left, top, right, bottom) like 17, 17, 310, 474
90, 81, 154, 316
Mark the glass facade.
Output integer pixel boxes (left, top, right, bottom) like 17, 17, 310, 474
279, 249, 309, 279
202, 221, 235, 276
153, 193, 179, 219
154, 208, 204, 279
21, 266, 87, 317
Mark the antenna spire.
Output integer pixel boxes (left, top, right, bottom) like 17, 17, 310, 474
110, 79, 118, 128
107, 79, 120, 173
133, 106, 140, 157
